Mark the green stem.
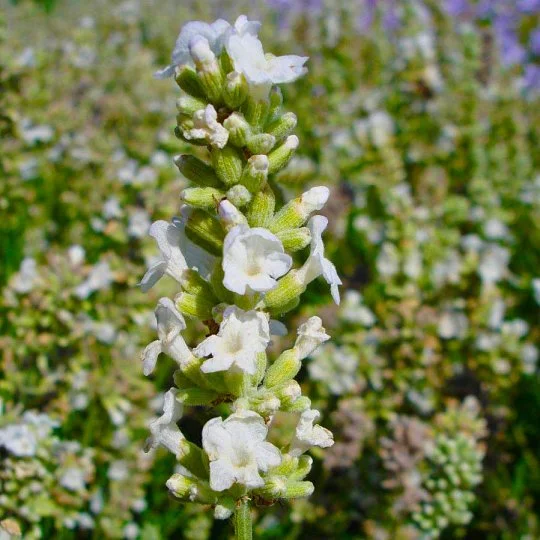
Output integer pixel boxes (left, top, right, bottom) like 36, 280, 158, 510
234, 498, 252, 540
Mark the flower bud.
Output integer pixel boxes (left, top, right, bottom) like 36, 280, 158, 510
218, 200, 248, 230
166, 473, 197, 500
247, 133, 276, 154
214, 498, 235, 520
283, 395, 311, 412
258, 476, 288, 498
246, 185, 275, 227
268, 135, 299, 174
226, 185, 252, 208
175, 65, 205, 99
274, 380, 302, 408
176, 95, 207, 117
270, 454, 299, 476
174, 154, 221, 188
276, 227, 311, 252
189, 37, 224, 104
181, 187, 225, 209
254, 352, 267, 386
175, 291, 214, 320
179, 440, 210, 479
242, 95, 270, 129
210, 146, 243, 186
294, 316, 330, 360
269, 186, 329, 232
291, 455, 313, 480
262, 271, 305, 313
264, 349, 301, 387
180, 269, 217, 300
184, 208, 225, 255
223, 71, 248, 109
266, 112, 297, 140
223, 112, 251, 147
240, 155, 269, 194
281, 480, 314, 499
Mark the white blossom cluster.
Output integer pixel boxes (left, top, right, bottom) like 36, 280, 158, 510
141, 15, 337, 532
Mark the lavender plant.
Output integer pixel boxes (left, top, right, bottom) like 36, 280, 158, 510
140, 15, 339, 538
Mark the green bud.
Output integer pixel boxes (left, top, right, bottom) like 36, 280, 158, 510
176, 95, 207, 116
242, 95, 270, 130
262, 271, 304, 312
269, 186, 329, 232
247, 133, 276, 154
177, 354, 209, 389
180, 268, 217, 299
284, 395, 311, 412
291, 455, 313, 480
175, 291, 214, 320
177, 387, 219, 406
268, 86, 283, 120
166, 473, 196, 500
179, 440, 209, 479
174, 155, 221, 188
266, 112, 297, 140
269, 454, 299, 477
257, 476, 288, 498
247, 390, 281, 416
264, 349, 301, 387
190, 38, 224, 104
185, 209, 225, 255
181, 187, 225, 209
246, 185, 275, 227
223, 71, 248, 109
225, 371, 250, 398
211, 146, 243, 187
273, 380, 302, 408
268, 135, 299, 175
227, 184, 252, 207
240, 155, 269, 193
281, 480, 314, 499
223, 112, 251, 147
176, 65, 205, 99
276, 227, 311, 252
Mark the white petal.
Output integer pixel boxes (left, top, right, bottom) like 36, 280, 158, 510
254, 441, 282, 471
139, 260, 167, 292
142, 340, 162, 376
209, 460, 236, 491
200, 354, 235, 373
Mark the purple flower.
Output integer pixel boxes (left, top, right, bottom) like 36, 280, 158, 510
445, 0, 471, 17
523, 64, 540, 92
530, 28, 540, 55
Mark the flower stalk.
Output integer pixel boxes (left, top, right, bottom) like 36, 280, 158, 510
142, 14, 340, 538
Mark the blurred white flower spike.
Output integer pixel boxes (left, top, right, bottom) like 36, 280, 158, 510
145, 13, 335, 538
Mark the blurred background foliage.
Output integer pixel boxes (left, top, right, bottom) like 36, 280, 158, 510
1, 0, 539, 538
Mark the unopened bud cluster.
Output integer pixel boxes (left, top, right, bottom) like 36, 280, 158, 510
142, 15, 339, 531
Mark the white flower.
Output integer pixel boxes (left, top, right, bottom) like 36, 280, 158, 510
59, 467, 87, 492
340, 290, 376, 327
438, 310, 469, 339
11, 257, 39, 294
225, 18, 308, 99
68, 245, 85, 266
184, 105, 229, 148
296, 216, 342, 304
294, 316, 330, 360
102, 197, 123, 219
289, 409, 334, 457
222, 225, 292, 295
376, 243, 400, 278
0, 424, 37, 457
202, 410, 281, 491
154, 19, 231, 78
141, 298, 191, 376
478, 244, 510, 285
155, 15, 260, 79
140, 215, 214, 292
308, 343, 359, 395
195, 306, 270, 375
533, 278, 540, 305
146, 388, 185, 457
74, 261, 113, 299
